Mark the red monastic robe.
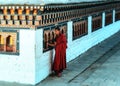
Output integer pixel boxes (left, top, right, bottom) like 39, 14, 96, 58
53, 33, 67, 72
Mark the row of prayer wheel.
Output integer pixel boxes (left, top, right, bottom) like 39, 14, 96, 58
43, 26, 67, 51
92, 16, 102, 32
116, 11, 120, 21
73, 20, 88, 39
105, 13, 113, 26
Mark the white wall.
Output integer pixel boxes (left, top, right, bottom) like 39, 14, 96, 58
35, 28, 54, 84
0, 29, 36, 85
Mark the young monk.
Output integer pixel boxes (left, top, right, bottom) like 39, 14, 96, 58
48, 26, 67, 77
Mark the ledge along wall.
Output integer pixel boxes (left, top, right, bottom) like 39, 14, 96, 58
0, 1, 120, 85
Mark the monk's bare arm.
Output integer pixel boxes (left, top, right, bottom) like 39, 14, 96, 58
47, 42, 56, 47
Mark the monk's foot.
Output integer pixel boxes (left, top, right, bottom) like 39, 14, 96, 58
57, 73, 62, 77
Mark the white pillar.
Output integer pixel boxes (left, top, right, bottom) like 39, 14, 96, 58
113, 10, 115, 23
67, 21, 73, 46
88, 16, 92, 34
102, 12, 105, 28
35, 28, 43, 55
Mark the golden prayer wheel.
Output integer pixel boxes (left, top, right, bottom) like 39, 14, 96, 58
26, 9, 30, 15
10, 9, 15, 15
18, 8, 23, 15
3, 9, 7, 15
33, 9, 37, 15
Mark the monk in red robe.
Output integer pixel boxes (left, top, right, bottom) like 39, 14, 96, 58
48, 26, 67, 77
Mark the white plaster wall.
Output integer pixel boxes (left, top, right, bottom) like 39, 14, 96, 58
0, 29, 36, 85
35, 29, 54, 84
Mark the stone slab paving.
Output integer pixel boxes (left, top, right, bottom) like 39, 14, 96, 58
80, 47, 120, 86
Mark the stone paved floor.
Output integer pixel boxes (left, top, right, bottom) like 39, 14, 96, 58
80, 46, 120, 86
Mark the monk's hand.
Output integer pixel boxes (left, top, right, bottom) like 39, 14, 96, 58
47, 42, 49, 46
47, 43, 51, 46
